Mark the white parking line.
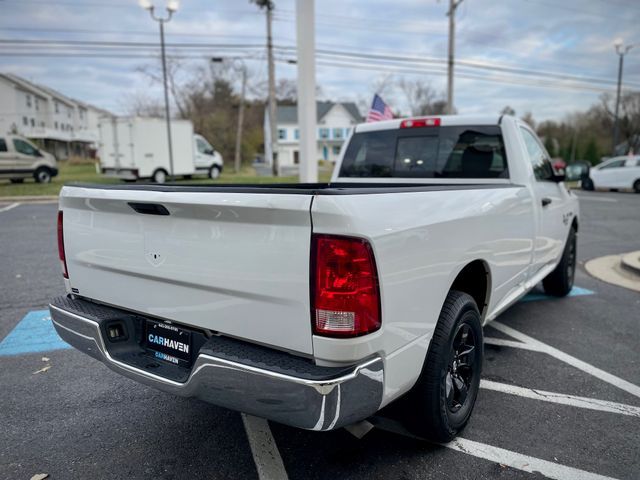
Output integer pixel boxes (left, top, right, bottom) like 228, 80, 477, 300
491, 321, 640, 399
484, 337, 543, 351
444, 437, 618, 480
480, 380, 640, 418
0, 202, 20, 213
576, 196, 618, 203
241, 413, 289, 480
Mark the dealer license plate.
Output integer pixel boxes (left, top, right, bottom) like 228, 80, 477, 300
145, 319, 192, 366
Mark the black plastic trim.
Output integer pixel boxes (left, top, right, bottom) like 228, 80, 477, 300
64, 182, 522, 195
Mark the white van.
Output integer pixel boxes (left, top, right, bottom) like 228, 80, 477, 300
0, 134, 58, 183
585, 155, 640, 193
98, 117, 223, 183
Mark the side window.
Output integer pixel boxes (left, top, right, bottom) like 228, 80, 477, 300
13, 139, 38, 156
599, 159, 625, 169
196, 138, 206, 154
0, 138, 7, 152
520, 127, 554, 181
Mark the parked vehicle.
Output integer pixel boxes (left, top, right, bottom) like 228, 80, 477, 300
50, 115, 578, 442
584, 155, 640, 192
98, 117, 223, 183
0, 133, 58, 183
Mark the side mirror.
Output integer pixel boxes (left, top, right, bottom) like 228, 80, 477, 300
205, 148, 215, 156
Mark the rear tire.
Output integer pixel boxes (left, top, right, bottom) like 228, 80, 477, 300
152, 169, 167, 184
633, 179, 640, 194
34, 167, 52, 184
209, 165, 221, 180
582, 178, 594, 191
405, 290, 483, 443
543, 227, 577, 297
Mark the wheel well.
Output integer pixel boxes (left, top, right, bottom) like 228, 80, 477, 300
450, 260, 490, 316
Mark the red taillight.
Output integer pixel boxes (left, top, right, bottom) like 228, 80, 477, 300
400, 117, 441, 128
57, 211, 68, 279
311, 234, 381, 338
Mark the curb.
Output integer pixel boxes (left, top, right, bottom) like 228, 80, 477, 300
585, 253, 640, 293
0, 196, 58, 203
620, 251, 640, 276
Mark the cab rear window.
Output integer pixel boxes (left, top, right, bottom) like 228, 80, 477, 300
339, 125, 508, 179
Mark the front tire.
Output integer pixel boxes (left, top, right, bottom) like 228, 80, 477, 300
34, 167, 52, 184
209, 165, 221, 180
582, 178, 594, 191
633, 179, 640, 194
543, 227, 577, 296
406, 290, 483, 443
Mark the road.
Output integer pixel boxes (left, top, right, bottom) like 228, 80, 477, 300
1, 190, 639, 480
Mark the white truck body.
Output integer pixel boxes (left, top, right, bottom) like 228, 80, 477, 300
51, 115, 579, 435
98, 117, 223, 181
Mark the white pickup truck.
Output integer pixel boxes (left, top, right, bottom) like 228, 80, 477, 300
50, 115, 578, 442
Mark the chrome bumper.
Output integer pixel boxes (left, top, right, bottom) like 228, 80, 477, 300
49, 299, 384, 431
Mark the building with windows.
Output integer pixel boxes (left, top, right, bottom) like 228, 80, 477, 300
0, 73, 110, 159
264, 101, 363, 169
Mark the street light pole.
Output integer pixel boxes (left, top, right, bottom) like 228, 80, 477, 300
446, 0, 463, 115
612, 39, 634, 155
140, 0, 178, 181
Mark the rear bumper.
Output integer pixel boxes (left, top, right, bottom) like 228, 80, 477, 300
49, 296, 383, 431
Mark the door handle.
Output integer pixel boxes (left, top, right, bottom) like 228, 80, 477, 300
541, 197, 552, 207
128, 202, 170, 216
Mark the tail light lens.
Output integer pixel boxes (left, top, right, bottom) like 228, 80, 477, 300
57, 211, 68, 279
311, 234, 381, 337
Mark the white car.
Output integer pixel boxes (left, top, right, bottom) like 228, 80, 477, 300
584, 155, 640, 193
50, 115, 578, 442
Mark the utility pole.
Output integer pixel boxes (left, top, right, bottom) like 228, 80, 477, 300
266, 3, 278, 175
296, 0, 317, 183
446, 0, 463, 115
234, 64, 247, 174
612, 39, 634, 155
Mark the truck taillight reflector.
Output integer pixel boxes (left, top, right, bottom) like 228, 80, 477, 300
400, 117, 441, 128
311, 234, 381, 338
57, 210, 68, 279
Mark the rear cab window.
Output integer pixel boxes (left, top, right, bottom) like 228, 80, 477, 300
338, 125, 508, 179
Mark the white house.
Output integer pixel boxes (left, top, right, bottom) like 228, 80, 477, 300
0, 73, 110, 159
264, 101, 363, 168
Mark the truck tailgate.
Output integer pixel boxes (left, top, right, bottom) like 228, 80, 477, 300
60, 186, 314, 355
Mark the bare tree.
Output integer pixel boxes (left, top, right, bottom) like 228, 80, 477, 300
398, 78, 447, 116
500, 105, 516, 116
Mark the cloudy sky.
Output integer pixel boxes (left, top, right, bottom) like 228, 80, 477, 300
1, 0, 638, 122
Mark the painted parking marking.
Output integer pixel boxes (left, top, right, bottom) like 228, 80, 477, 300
0, 310, 70, 356
241, 414, 289, 480
520, 286, 594, 303
480, 380, 640, 418
492, 321, 640, 399
0, 202, 20, 213
444, 437, 618, 480
483, 337, 543, 351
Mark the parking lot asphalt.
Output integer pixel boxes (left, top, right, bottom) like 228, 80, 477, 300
1, 191, 639, 480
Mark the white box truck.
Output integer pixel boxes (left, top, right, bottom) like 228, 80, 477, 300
98, 117, 223, 183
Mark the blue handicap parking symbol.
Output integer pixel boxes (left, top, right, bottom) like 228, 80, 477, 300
520, 286, 594, 303
0, 310, 71, 356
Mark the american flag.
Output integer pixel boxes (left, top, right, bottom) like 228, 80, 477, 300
366, 94, 393, 122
